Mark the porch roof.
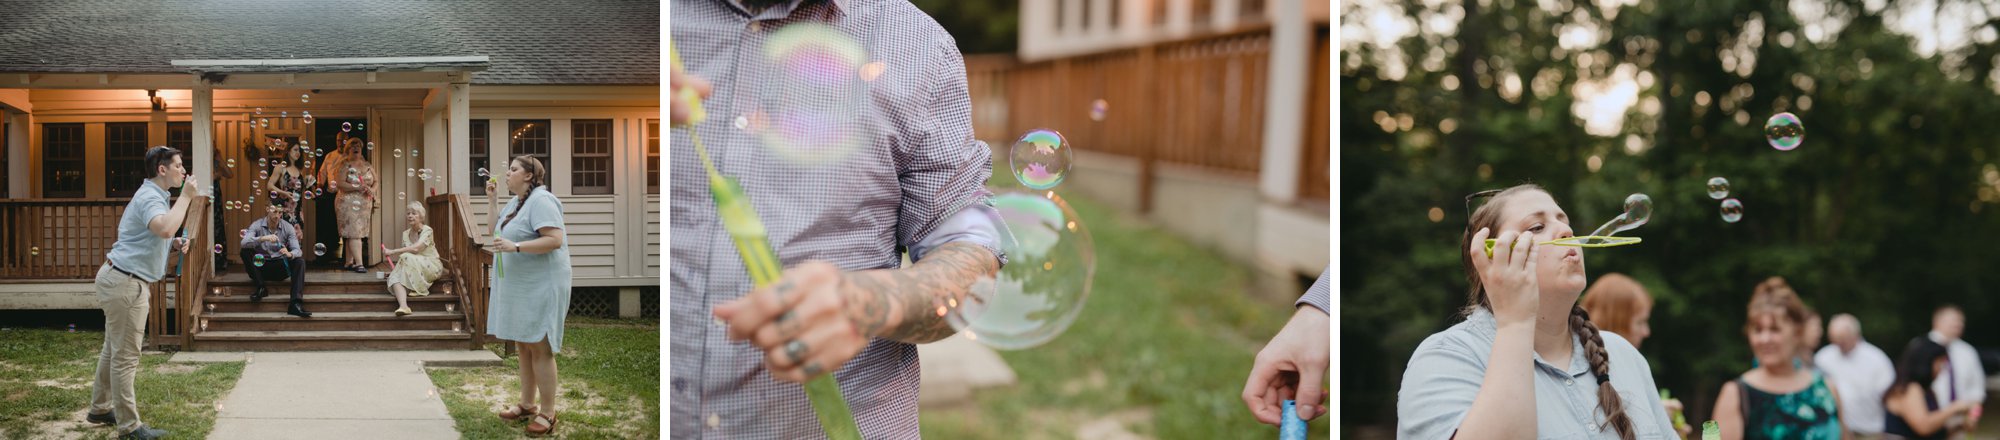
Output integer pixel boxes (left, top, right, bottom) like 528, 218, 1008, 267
0, 0, 658, 85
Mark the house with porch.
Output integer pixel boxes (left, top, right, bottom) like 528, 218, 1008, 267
0, 0, 659, 349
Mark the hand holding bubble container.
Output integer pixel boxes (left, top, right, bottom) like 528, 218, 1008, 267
672, 41, 862, 440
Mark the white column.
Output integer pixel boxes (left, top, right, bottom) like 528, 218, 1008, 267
447, 82, 471, 196
425, 87, 447, 197
1063, 0, 1086, 37
192, 82, 214, 191
5, 109, 25, 198
550, 119, 571, 196
1257, 0, 1308, 203
1167, 0, 1193, 36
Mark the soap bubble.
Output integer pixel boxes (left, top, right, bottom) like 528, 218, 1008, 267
303, 112, 314, 125
1707, 177, 1731, 200
1765, 112, 1804, 151
29, 246, 40, 256
393, 149, 402, 159
1587, 193, 1653, 240
226, 158, 237, 169
212, 244, 224, 254
1721, 198, 1745, 223
1089, 99, 1108, 122
749, 23, 875, 166
300, 94, 310, 103
477, 168, 489, 178
313, 243, 327, 256
1009, 130, 1072, 190
252, 254, 265, 268
944, 190, 1096, 350
342, 122, 353, 132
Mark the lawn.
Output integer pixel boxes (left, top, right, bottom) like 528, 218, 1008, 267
918, 187, 1332, 439
0, 328, 243, 440
427, 317, 660, 439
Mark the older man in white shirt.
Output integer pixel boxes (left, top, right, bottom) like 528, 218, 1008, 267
1929, 305, 1986, 438
1815, 314, 1896, 436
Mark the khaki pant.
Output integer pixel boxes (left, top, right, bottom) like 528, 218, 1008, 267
87, 263, 147, 434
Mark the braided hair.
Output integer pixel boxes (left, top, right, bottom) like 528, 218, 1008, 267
1460, 183, 1637, 440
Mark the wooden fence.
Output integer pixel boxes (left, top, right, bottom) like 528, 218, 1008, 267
966, 25, 1331, 208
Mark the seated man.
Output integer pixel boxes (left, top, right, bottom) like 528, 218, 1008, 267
240, 203, 311, 318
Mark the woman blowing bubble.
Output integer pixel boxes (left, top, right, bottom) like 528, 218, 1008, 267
1398, 184, 1677, 439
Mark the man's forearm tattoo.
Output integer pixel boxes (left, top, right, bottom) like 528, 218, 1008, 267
841, 242, 1000, 344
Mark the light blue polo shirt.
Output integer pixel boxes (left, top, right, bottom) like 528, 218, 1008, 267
105, 179, 174, 282
1397, 308, 1681, 439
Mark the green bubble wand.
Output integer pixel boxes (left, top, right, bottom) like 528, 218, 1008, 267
672, 43, 863, 440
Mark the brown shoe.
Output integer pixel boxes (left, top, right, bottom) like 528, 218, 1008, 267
526, 413, 558, 437
497, 403, 537, 422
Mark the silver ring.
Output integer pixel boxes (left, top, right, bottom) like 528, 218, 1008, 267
784, 340, 808, 364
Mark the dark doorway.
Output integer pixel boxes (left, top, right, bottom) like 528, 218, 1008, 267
312, 118, 369, 269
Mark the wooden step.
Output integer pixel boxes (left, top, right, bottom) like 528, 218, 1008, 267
199, 311, 465, 332
206, 279, 455, 297
193, 330, 472, 351
205, 293, 461, 313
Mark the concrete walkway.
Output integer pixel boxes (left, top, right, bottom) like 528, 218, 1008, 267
171, 350, 502, 440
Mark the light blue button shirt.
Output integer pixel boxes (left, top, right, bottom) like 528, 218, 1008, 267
1398, 308, 1679, 439
105, 179, 174, 282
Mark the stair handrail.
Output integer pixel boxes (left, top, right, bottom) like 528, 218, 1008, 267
150, 195, 212, 350
426, 193, 494, 348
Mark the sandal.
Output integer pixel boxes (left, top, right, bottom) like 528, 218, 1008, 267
394, 307, 412, 316
497, 403, 538, 422
526, 413, 558, 437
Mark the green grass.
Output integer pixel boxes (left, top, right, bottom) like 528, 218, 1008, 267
428, 317, 660, 439
0, 328, 244, 439
918, 189, 1331, 439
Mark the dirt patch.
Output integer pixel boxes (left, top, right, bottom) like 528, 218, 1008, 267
32, 379, 87, 391
1073, 408, 1154, 440
1060, 369, 1108, 396
18, 409, 100, 440
448, 369, 518, 411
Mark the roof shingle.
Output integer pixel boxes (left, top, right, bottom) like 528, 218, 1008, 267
0, 0, 659, 85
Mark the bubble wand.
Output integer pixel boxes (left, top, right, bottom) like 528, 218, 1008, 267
673, 43, 863, 440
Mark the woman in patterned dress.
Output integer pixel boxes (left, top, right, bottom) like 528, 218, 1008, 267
333, 137, 376, 272
1710, 277, 1849, 440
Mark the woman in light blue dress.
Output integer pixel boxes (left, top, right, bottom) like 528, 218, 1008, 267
482, 156, 571, 437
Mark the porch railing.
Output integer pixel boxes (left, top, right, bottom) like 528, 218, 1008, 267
427, 193, 494, 349
0, 199, 128, 278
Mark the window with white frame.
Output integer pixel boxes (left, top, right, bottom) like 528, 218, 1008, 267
571, 119, 613, 195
